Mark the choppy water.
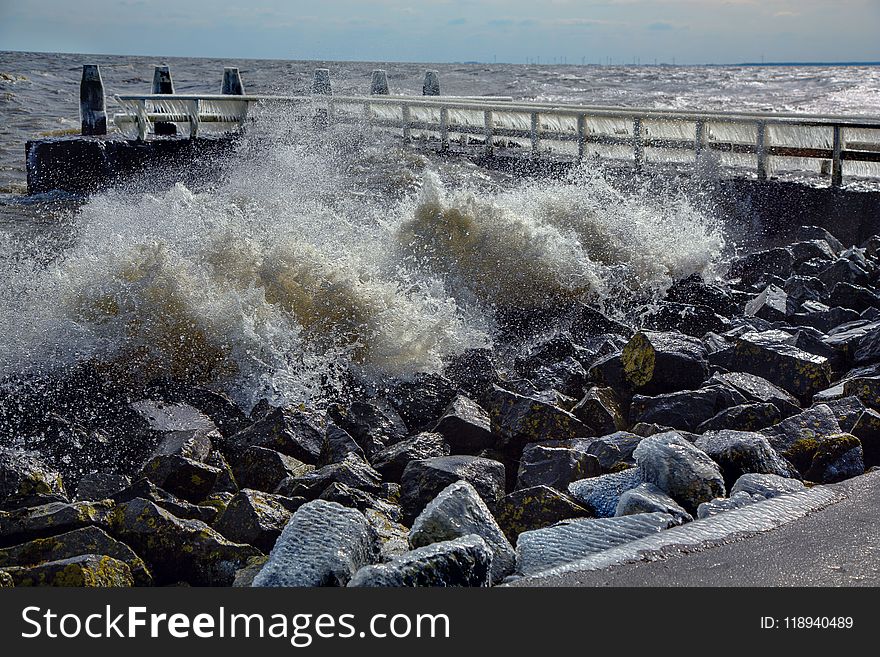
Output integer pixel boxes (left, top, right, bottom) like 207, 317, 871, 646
1, 51, 878, 409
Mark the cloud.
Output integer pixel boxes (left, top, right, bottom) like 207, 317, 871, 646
773, 11, 800, 17
647, 21, 676, 30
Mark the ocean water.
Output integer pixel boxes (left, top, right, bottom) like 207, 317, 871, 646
1, 51, 879, 410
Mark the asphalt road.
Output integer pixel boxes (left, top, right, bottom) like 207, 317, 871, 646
514, 470, 880, 587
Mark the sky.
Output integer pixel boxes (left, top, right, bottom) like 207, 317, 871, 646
1, 0, 879, 65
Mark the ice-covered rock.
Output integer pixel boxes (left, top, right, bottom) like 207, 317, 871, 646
567, 467, 642, 517
615, 483, 693, 524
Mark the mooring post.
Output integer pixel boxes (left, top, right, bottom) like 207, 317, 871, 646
152, 65, 176, 136
221, 67, 245, 95
80, 64, 107, 136
371, 69, 389, 95
423, 70, 440, 96
312, 68, 332, 130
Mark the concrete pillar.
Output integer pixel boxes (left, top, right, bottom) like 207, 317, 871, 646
371, 69, 389, 95
221, 67, 244, 95
152, 65, 176, 136
423, 70, 440, 96
312, 68, 332, 95
80, 64, 107, 136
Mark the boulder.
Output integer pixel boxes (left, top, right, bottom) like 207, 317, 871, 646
485, 387, 592, 453
363, 508, 410, 560
530, 357, 591, 400
213, 489, 300, 552
666, 274, 736, 316
728, 247, 793, 286
252, 500, 379, 587
792, 303, 859, 334
822, 395, 865, 432
694, 430, 795, 488
760, 404, 842, 474
328, 401, 407, 458
0, 448, 67, 510
641, 301, 730, 337
730, 473, 806, 499
620, 331, 709, 395
494, 486, 591, 542
572, 387, 625, 435
320, 423, 366, 466
111, 477, 218, 524
400, 455, 505, 524
231, 446, 313, 493
697, 491, 761, 519
567, 467, 643, 518
630, 385, 745, 433
584, 432, 643, 471
805, 433, 864, 483
850, 409, 880, 467
794, 226, 843, 254
348, 535, 492, 588
745, 284, 795, 322
516, 444, 601, 491
0, 500, 115, 548
219, 407, 325, 464
110, 497, 260, 585
276, 453, 382, 500
432, 395, 495, 454
829, 282, 880, 313
408, 481, 514, 583
842, 376, 880, 409
370, 432, 451, 482
4, 554, 133, 587
633, 432, 726, 514
854, 325, 880, 365
789, 239, 837, 266
615, 483, 692, 524
696, 403, 781, 433
515, 513, 676, 576
75, 473, 130, 502
318, 482, 400, 521
137, 453, 221, 503
387, 373, 457, 433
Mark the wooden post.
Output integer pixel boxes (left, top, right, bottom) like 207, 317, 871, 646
756, 120, 768, 181
371, 69, 389, 95
152, 65, 176, 136
423, 70, 440, 96
832, 125, 843, 188
312, 68, 331, 130
221, 67, 244, 95
80, 64, 106, 136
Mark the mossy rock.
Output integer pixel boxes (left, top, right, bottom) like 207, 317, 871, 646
6, 554, 134, 587
0, 500, 115, 548
806, 433, 864, 484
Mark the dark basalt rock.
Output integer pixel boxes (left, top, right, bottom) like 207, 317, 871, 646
205, 450, 237, 495
620, 331, 710, 395
0, 448, 67, 511
818, 258, 870, 289
794, 226, 843, 254
347, 535, 492, 588
0, 526, 151, 586
111, 497, 261, 586
666, 274, 736, 316
320, 423, 366, 466
695, 402, 781, 433
276, 453, 382, 500
641, 301, 730, 338
432, 395, 496, 454
137, 453, 221, 504
3, 554, 134, 587
822, 321, 880, 366
849, 409, 880, 468
318, 482, 401, 521
745, 284, 796, 322
387, 373, 457, 433
805, 433, 864, 484
630, 384, 746, 433
694, 430, 796, 489
213, 489, 299, 552
567, 467, 643, 518
515, 334, 591, 376
252, 500, 379, 587
572, 387, 625, 435
219, 407, 325, 464
728, 247, 793, 287
370, 432, 450, 482
494, 486, 591, 542
155, 386, 251, 437
568, 303, 634, 341
0, 500, 115, 548
231, 446, 313, 493
842, 375, 880, 409
399, 455, 505, 524
708, 371, 801, 418
760, 404, 842, 475
516, 444, 601, 491
75, 473, 131, 502
853, 324, 880, 365
789, 239, 836, 267
328, 401, 408, 458
822, 395, 866, 433
110, 477, 218, 524
584, 432, 643, 471
783, 276, 826, 305
443, 348, 498, 401
829, 282, 880, 313
530, 357, 591, 400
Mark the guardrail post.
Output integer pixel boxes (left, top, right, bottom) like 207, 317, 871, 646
694, 120, 705, 164
484, 110, 494, 156
832, 125, 843, 188
633, 117, 644, 170
221, 67, 244, 95
187, 99, 200, 139
440, 106, 449, 151
371, 69, 389, 95
312, 68, 331, 130
80, 64, 106, 136
530, 112, 540, 155
152, 65, 176, 136
577, 114, 587, 159
756, 120, 768, 181
402, 103, 411, 142
423, 70, 440, 96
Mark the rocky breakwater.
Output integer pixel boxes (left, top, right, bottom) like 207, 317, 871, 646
2, 224, 880, 586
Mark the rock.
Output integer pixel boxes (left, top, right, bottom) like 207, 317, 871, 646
74, 473, 131, 501
823, 395, 865, 432
789, 239, 837, 266
615, 483, 693, 524
231, 446, 313, 493
219, 407, 325, 464
621, 331, 709, 395
794, 226, 843, 254
745, 284, 796, 322
709, 371, 801, 418
370, 432, 451, 482
4, 554, 133, 587
252, 500, 379, 587
169, 387, 251, 437
348, 535, 492, 587
567, 467, 643, 518
666, 274, 736, 316
694, 430, 795, 488
137, 453, 221, 503
530, 357, 591, 400
0, 500, 115, 547
584, 432, 643, 470
0, 571, 12, 587
485, 387, 592, 453
494, 486, 591, 542
400, 455, 505, 524
515, 513, 676, 576
630, 385, 744, 433
829, 282, 880, 313
320, 423, 366, 466
443, 348, 498, 400
110, 478, 218, 524
792, 303, 860, 333
854, 325, 880, 365
214, 489, 299, 552
0, 526, 151, 586
387, 373, 457, 433
760, 404, 842, 475
112, 497, 261, 586
319, 482, 400, 521
850, 409, 880, 467
130, 399, 217, 433
276, 453, 382, 500
568, 303, 634, 341
818, 258, 870, 289
642, 301, 730, 337
728, 247, 793, 287
0, 448, 67, 510
205, 450, 238, 494
697, 491, 761, 519
633, 431, 726, 514
572, 387, 625, 435
363, 508, 410, 560
842, 376, 880, 409
328, 401, 407, 458
232, 556, 269, 587
730, 473, 806, 499
516, 444, 601, 491
408, 481, 514, 583
805, 433, 864, 483
715, 330, 832, 402
432, 395, 495, 454
696, 403, 781, 433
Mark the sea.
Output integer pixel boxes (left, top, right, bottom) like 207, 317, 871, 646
2, 51, 880, 411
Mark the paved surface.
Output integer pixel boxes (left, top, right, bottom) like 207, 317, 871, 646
514, 471, 880, 586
